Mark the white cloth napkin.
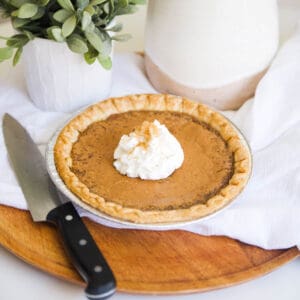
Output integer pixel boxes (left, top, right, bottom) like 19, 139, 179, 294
1, 27, 300, 250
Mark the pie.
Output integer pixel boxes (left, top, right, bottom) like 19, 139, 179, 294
54, 94, 251, 224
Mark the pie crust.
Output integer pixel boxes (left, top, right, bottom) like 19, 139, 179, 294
54, 94, 251, 224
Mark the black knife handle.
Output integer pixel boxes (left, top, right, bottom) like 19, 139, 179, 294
47, 202, 116, 300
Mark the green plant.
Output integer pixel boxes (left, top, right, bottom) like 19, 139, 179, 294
0, 0, 145, 68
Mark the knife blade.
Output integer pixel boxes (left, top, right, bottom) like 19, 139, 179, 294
2, 113, 116, 300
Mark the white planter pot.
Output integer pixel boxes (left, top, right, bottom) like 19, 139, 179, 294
22, 38, 113, 112
145, 0, 279, 110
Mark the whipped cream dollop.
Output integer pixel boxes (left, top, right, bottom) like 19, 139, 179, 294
113, 120, 184, 180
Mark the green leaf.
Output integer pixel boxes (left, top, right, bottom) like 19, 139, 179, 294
57, 0, 75, 12
84, 29, 103, 53
86, 29, 111, 56
115, 4, 137, 15
85, 21, 95, 32
47, 26, 65, 42
76, 0, 89, 9
84, 55, 96, 64
11, 10, 19, 17
53, 9, 73, 23
17, 3, 39, 19
81, 11, 91, 31
53, 29, 65, 42
13, 47, 23, 66
62, 15, 77, 38
84, 5, 95, 15
129, 0, 146, 4
22, 30, 34, 40
31, 7, 45, 20
10, 0, 27, 8
90, 0, 107, 5
84, 47, 98, 64
11, 17, 30, 28
106, 23, 122, 32
111, 33, 131, 41
94, 18, 107, 26
100, 30, 112, 55
6, 34, 28, 48
0, 47, 14, 60
37, 0, 50, 6
67, 34, 88, 54
119, 0, 128, 8
97, 54, 112, 70
97, 29, 112, 56
102, 2, 109, 13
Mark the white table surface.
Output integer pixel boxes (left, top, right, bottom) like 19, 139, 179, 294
1, 1, 300, 299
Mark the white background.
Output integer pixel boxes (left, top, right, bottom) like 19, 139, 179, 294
1, 1, 300, 299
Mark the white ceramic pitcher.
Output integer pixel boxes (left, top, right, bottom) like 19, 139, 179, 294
145, 0, 279, 110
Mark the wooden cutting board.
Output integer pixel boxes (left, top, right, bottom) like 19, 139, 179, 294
0, 204, 299, 294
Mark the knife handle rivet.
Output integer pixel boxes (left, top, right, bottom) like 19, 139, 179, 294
79, 239, 87, 246
65, 215, 73, 221
94, 265, 103, 273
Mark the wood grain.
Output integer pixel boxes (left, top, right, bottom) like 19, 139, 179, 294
0, 205, 298, 294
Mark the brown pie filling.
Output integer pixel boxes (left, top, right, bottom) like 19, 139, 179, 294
70, 111, 234, 211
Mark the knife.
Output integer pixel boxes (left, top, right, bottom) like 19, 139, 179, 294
2, 113, 116, 300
